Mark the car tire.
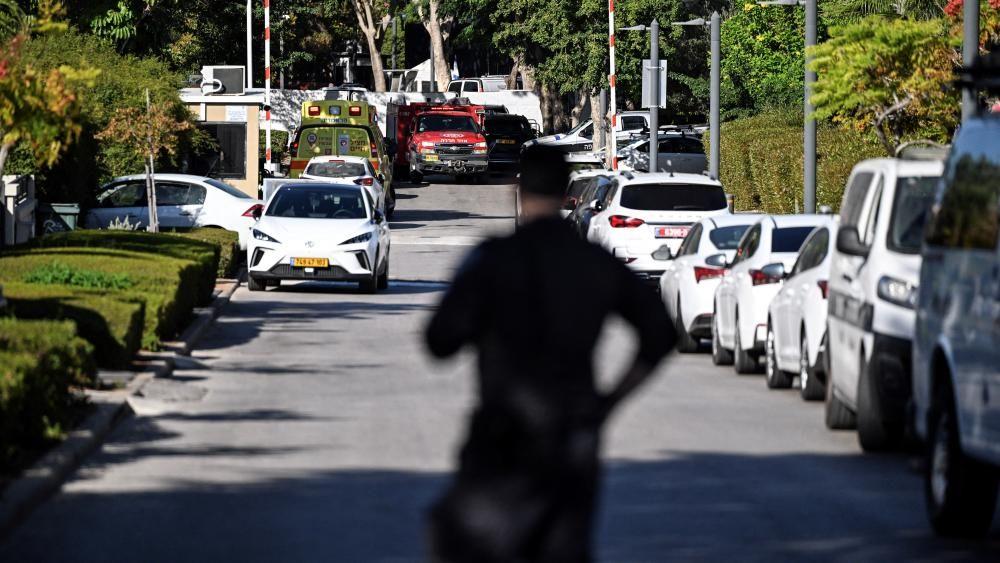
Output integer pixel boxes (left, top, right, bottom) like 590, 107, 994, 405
266, 280, 281, 288
359, 251, 379, 294
711, 312, 734, 366
799, 332, 825, 401
765, 323, 793, 388
825, 367, 857, 430
925, 377, 999, 537
377, 257, 389, 291
393, 164, 409, 181
857, 351, 902, 451
675, 300, 699, 353
733, 314, 760, 374
247, 276, 266, 292
410, 169, 424, 184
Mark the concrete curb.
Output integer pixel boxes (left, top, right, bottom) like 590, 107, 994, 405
0, 277, 242, 537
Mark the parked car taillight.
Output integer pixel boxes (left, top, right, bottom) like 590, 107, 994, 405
817, 279, 829, 299
694, 266, 725, 283
609, 215, 644, 228
242, 204, 263, 218
749, 268, 782, 286
354, 177, 375, 186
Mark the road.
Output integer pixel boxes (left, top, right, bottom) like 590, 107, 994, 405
2, 174, 999, 562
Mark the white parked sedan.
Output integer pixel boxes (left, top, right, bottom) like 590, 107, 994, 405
765, 218, 838, 399
659, 214, 763, 352
588, 171, 730, 288
85, 174, 262, 249
712, 214, 829, 374
247, 183, 390, 293
300, 155, 395, 220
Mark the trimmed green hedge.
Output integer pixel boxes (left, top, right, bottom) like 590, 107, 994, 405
173, 228, 241, 280
710, 110, 884, 213
2, 283, 145, 369
0, 319, 95, 470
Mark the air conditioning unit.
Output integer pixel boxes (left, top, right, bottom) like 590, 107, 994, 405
201, 66, 246, 95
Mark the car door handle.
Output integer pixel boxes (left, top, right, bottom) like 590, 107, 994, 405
179, 211, 193, 216
841, 273, 854, 283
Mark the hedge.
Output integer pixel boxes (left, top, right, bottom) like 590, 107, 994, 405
2, 283, 145, 369
26, 231, 221, 306
0, 319, 95, 470
172, 228, 241, 280
710, 110, 884, 213
0, 247, 198, 351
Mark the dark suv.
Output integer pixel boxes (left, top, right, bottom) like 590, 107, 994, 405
483, 114, 537, 169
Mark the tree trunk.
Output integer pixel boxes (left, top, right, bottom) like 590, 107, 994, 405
506, 54, 522, 90
569, 89, 589, 127
590, 89, 605, 152
351, 0, 387, 92
425, 0, 452, 90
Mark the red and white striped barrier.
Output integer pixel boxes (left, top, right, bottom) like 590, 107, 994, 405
264, 0, 272, 170
608, 0, 618, 169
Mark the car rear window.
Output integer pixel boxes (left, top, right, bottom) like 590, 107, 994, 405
305, 161, 367, 178
771, 226, 816, 253
620, 183, 727, 211
709, 225, 751, 250
889, 175, 939, 253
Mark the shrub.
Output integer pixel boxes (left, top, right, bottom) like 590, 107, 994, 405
2, 283, 144, 369
23, 262, 134, 290
174, 228, 241, 279
0, 318, 96, 387
711, 110, 884, 213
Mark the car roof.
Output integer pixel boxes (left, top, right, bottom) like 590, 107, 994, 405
113, 173, 212, 183
485, 114, 526, 121
276, 182, 362, 191
617, 172, 722, 187
305, 155, 369, 164
702, 213, 765, 229
764, 214, 837, 229
568, 169, 609, 182
853, 157, 944, 176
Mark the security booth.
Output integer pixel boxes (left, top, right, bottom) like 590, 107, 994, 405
1, 175, 37, 248
180, 88, 265, 198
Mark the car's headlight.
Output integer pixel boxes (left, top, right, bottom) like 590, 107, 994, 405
421, 141, 435, 148
340, 232, 373, 245
252, 229, 280, 243
877, 276, 917, 309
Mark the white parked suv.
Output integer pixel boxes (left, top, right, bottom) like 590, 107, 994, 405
713, 215, 828, 373
913, 114, 1000, 537
659, 213, 763, 352
765, 218, 838, 399
824, 157, 943, 452
588, 171, 729, 288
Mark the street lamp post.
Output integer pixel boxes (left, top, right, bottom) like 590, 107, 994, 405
672, 13, 721, 180
962, 0, 980, 121
620, 22, 663, 172
759, 0, 816, 213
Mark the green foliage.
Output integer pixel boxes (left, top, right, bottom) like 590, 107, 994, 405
809, 16, 958, 154
713, 110, 884, 212
822, 0, 946, 24
720, 3, 815, 118
172, 228, 241, 279
0, 0, 24, 40
24, 262, 134, 290
261, 130, 290, 162
0, 317, 95, 387
3, 282, 144, 368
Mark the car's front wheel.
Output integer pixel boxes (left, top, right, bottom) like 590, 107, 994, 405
377, 256, 389, 291
675, 300, 699, 353
799, 332, 825, 401
711, 311, 734, 366
857, 351, 902, 451
733, 313, 760, 374
926, 376, 999, 537
247, 276, 266, 292
765, 323, 793, 388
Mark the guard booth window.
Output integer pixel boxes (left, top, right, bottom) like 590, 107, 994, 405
192, 123, 246, 179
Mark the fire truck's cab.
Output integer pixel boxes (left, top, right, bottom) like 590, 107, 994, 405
396, 101, 489, 182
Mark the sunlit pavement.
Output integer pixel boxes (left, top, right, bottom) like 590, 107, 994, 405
2, 174, 998, 562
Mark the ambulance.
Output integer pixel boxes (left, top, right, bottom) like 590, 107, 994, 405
288, 100, 394, 193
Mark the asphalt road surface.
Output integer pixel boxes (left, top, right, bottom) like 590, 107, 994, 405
2, 174, 999, 562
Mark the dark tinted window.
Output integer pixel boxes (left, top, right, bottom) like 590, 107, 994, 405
621, 116, 646, 131
658, 137, 705, 155
926, 126, 1000, 250
734, 223, 761, 264
678, 224, 703, 256
840, 172, 874, 228
266, 187, 367, 219
620, 183, 726, 211
791, 228, 828, 275
417, 115, 478, 132
888, 176, 938, 253
99, 182, 146, 208
567, 177, 597, 199
771, 226, 816, 253
708, 225, 750, 250
485, 117, 530, 136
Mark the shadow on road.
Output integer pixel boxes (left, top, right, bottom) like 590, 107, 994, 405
390, 209, 512, 223
5, 448, 999, 562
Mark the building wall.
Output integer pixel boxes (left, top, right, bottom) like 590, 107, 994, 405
186, 102, 260, 197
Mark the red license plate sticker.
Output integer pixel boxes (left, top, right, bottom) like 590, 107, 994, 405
656, 226, 690, 239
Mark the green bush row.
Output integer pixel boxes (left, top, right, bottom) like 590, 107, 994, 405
171, 228, 241, 280
710, 110, 885, 213
0, 319, 94, 471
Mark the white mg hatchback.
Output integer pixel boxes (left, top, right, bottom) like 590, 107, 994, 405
247, 183, 390, 293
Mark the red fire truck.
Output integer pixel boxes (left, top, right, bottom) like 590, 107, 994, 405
389, 100, 498, 182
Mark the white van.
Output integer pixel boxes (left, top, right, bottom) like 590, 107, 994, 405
825, 157, 943, 452
447, 77, 507, 94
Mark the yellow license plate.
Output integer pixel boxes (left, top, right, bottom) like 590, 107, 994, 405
291, 257, 329, 268
499, 139, 516, 144
424, 154, 439, 162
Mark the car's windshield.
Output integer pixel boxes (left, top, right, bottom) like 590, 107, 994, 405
709, 225, 752, 250
486, 118, 530, 136
417, 115, 478, 133
304, 161, 367, 178
771, 226, 817, 253
565, 119, 591, 136
205, 178, 253, 199
889, 175, 939, 253
620, 184, 727, 211
266, 187, 368, 219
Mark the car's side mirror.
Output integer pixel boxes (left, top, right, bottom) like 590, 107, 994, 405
377, 173, 386, 184
652, 245, 673, 261
373, 210, 385, 224
836, 226, 869, 257
588, 199, 604, 212
760, 262, 786, 281
705, 253, 728, 268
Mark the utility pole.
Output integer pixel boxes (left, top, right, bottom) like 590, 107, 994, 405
607, 0, 618, 170
649, 19, 660, 173
962, 0, 980, 121
392, 17, 398, 71
246, 0, 253, 89
264, 1, 272, 174
804, 0, 817, 213
709, 12, 720, 180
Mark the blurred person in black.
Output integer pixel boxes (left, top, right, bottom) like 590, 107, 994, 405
425, 144, 675, 562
